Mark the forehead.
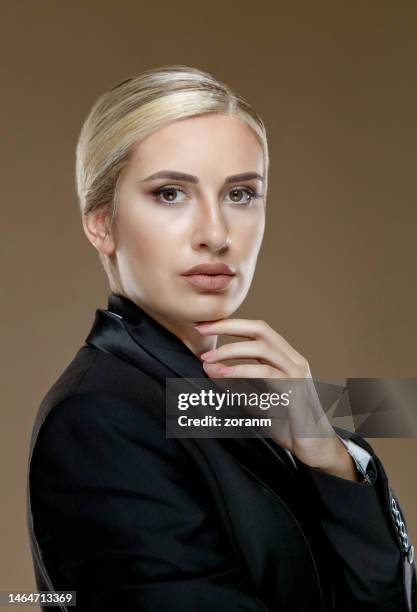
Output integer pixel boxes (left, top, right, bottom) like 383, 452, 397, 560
127, 114, 265, 176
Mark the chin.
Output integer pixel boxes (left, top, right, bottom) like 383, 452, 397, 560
183, 300, 239, 323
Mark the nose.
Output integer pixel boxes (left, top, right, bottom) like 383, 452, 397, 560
191, 196, 230, 252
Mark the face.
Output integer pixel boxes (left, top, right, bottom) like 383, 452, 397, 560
90, 113, 266, 326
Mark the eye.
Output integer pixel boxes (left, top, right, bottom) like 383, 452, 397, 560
150, 184, 263, 207
151, 185, 188, 206
224, 186, 262, 205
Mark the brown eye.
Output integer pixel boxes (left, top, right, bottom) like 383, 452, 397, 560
161, 188, 177, 202
226, 187, 258, 205
151, 185, 187, 206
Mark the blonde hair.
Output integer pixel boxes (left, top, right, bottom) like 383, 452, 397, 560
75, 64, 269, 292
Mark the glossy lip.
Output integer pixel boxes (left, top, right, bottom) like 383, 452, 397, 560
182, 262, 235, 276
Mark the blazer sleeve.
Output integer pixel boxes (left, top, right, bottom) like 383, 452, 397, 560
294, 427, 417, 611
29, 391, 269, 612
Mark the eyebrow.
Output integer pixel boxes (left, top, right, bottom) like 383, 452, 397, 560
140, 170, 264, 184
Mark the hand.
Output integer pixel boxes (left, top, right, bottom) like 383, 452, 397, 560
196, 317, 348, 472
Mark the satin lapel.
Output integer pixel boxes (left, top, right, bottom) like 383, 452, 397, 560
85, 297, 297, 496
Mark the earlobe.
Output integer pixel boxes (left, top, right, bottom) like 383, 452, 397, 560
82, 209, 115, 256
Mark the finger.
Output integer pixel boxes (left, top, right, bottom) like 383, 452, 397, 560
196, 319, 305, 365
202, 360, 285, 379
202, 362, 292, 441
201, 340, 297, 376
201, 360, 258, 397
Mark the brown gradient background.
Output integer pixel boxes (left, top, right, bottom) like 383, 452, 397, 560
1, 0, 416, 604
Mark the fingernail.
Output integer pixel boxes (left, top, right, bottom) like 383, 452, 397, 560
218, 366, 234, 375
200, 350, 216, 360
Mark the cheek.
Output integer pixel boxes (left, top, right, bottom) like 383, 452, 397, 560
235, 216, 265, 257
118, 214, 158, 258
117, 216, 176, 282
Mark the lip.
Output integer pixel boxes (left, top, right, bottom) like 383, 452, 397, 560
182, 262, 235, 276
182, 274, 235, 290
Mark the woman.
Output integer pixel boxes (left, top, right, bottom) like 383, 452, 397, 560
26, 65, 416, 611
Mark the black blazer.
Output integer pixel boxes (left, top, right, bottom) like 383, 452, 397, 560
26, 293, 417, 611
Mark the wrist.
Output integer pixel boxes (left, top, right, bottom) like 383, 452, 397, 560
313, 437, 360, 481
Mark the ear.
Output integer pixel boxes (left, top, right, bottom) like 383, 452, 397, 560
82, 208, 116, 257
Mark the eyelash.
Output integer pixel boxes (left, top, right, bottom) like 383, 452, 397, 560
150, 184, 263, 207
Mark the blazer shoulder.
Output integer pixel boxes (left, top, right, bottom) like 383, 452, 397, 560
29, 391, 206, 506
77, 345, 164, 398
39, 343, 162, 408
37, 388, 166, 440
29, 346, 166, 461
